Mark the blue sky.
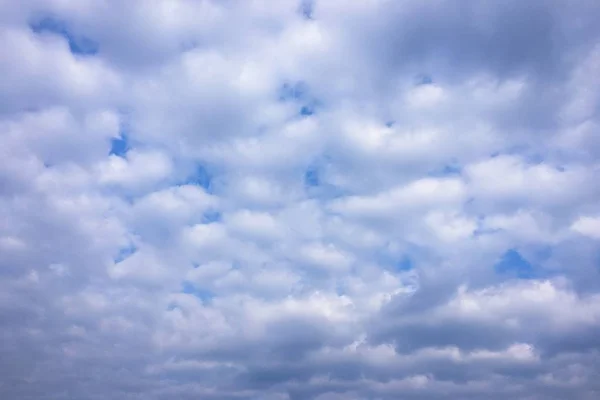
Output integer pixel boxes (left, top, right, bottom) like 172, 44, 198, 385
1, 1, 600, 399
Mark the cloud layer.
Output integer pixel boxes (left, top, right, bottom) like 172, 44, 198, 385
1, 1, 600, 399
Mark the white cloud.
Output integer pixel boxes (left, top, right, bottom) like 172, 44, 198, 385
330, 177, 467, 220
96, 150, 174, 190
1, 0, 600, 399
299, 242, 354, 272
571, 216, 600, 239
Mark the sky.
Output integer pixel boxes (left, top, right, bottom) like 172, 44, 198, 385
1, 1, 600, 399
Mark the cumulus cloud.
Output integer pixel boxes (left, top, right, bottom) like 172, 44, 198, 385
1, 0, 600, 399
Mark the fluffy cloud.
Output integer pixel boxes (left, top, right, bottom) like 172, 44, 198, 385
1, 1, 600, 399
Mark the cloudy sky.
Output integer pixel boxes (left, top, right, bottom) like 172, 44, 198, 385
1, 0, 600, 399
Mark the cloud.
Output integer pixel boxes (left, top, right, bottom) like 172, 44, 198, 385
1, 0, 600, 399
572, 216, 600, 240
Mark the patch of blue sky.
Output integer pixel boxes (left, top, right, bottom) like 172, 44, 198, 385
335, 282, 347, 296
441, 164, 462, 174
303, 167, 349, 202
181, 281, 214, 303
303, 158, 360, 203
523, 153, 546, 164
109, 134, 129, 157
114, 244, 137, 263
471, 215, 501, 237
494, 249, 535, 279
279, 81, 309, 101
395, 256, 414, 272
300, 105, 315, 116
366, 243, 417, 273
300, 97, 322, 118
415, 74, 433, 85
110, 117, 133, 156
178, 163, 221, 223
428, 163, 462, 178
202, 210, 222, 224
278, 81, 320, 117
304, 166, 320, 187
185, 163, 212, 192
30, 17, 98, 55
375, 252, 415, 274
